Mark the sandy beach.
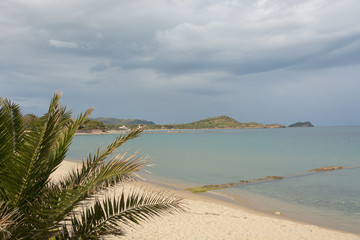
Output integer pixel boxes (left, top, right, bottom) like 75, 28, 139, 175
54, 160, 360, 240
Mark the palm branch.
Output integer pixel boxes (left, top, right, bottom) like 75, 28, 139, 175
0, 93, 183, 239
57, 192, 182, 239
0, 202, 20, 239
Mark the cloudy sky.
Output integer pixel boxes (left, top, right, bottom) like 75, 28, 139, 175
1, 0, 359, 126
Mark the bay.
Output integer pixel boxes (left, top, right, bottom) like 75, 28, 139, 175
68, 126, 360, 233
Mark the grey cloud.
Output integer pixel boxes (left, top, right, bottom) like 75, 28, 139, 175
48, 39, 80, 49
293, 34, 360, 70
4, 0, 358, 77
1, 0, 360, 126
118, 30, 360, 76
89, 63, 108, 72
103, 3, 359, 76
176, 87, 229, 96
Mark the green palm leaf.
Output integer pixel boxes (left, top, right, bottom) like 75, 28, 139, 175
0, 93, 183, 239
0, 97, 27, 202
58, 191, 183, 239
30, 150, 149, 238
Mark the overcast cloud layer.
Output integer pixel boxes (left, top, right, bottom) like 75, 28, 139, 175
1, 0, 359, 126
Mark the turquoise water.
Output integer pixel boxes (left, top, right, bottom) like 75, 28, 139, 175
68, 127, 360, 233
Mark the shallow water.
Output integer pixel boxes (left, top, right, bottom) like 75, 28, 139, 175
68, 126, 360, 233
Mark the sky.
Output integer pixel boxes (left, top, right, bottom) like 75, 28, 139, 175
1, 0, 359, 126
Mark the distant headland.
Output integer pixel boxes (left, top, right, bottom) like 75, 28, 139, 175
146, 116, 285, 130
79, 115, 285, 132
23, 114, 295, 133
288, 121, 314, 127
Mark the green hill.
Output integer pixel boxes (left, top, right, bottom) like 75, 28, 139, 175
147, 116, 285, 129
178, 115, 243, 129
90, 116, 284, 130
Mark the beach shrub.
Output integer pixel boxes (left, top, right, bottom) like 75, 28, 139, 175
79, 119, 106, 131
0, 93, 182, 239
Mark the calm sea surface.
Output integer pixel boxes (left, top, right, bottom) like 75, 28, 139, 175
68, 127, 360, 233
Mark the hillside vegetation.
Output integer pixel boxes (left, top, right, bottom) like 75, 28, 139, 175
79, 119, 106, 131
147, 116, 284, 129
26, 114, 284, 131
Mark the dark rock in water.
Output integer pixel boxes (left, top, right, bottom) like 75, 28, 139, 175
202, 184, 218, 188
288, 121, 314, 127
265, 176, 284, 180
252, 178, 268, 182
186, 165, 355, 193
223, 183, 236, 188
239, 180, 249, 184
310, 166, 343, 172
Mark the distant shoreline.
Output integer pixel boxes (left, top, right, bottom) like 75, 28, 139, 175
75, 127, 286, 135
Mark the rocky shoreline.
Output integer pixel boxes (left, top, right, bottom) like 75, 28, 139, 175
186, 165, 357, 193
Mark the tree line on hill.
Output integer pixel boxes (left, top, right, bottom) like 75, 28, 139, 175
145, 116, 285, 129
24, 114, 313, 131
24, 114, 106, 131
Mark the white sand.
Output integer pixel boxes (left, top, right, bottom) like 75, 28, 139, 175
54, 160, 360, 240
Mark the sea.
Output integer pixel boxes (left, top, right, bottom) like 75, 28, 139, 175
67, 126, 360, 233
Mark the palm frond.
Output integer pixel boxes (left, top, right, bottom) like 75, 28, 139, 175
59, 127, 144, 190
11, 93, 71, 206
58, 191, 183, 239
28, 129, 148, 238
0, 94, 184, 239
32, 151, 149, 225
0, 97, 25, 155
0, 201, 21, 239
0, 93, 91, 237
0, 98, 26, 202
44, 108, 93, 182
